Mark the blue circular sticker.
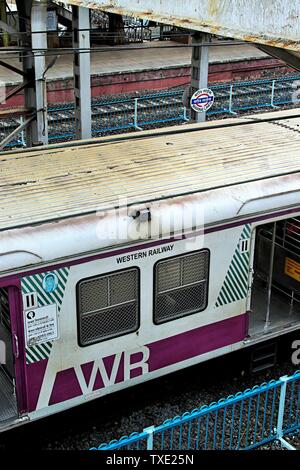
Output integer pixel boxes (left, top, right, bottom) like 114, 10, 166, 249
42, 273, 58, 293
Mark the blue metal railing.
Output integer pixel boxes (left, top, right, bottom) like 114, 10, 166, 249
91, 370, 300, 451
2, 74, 300, 148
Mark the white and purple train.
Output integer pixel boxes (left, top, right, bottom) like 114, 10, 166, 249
0, 108, 300, 432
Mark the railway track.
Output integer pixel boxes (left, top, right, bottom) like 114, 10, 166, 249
0, 76, 298, 147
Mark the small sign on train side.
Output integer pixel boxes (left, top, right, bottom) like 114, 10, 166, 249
24, 304, 59, 346
190, 88, 214, 113
285, 257, 300, 282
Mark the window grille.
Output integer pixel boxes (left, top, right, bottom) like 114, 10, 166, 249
77, 268, 139, 346
154, 250, 209, 324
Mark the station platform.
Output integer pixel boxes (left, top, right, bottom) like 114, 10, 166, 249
0, 41, 291, 107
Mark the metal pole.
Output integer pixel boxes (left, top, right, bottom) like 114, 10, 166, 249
183, 106, 188, 121
16, 0, 36, 147
159, 24, 163, 41
134, 98, 142, 130
73, 6, 92, 140
20, 116, 26, 147
275, 375, 296, 450
271, 79, 277, 108
190, 32, 209, 123
228, 84, 237, 115
31, 0, 48, 145
134, 97, 138, 128
144, 426, 155, 450
289, 290, 295, 316
264, 222, 276, 329
0, 0, 9, 47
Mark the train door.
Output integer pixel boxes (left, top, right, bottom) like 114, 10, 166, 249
249, 216, 300, 335
0, 286, 22, 427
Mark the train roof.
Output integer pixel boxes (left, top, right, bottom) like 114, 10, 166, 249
1, 108, 300, 273
1, 108, 300, 233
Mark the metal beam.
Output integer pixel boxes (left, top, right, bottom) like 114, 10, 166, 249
0, 59, 28, 77
0, 20, 18, 35
256, 44, 300, 72
0, 107, 32, 118
73, 5, 92, 140
0, 79, 33, 105
190, 33, 209, 123
65, 0, 300, 52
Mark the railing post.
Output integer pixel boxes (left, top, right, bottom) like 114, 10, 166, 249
19, 115, 26, 147
289, 290, 295, 316
144, 426, 155, 450
134, 98, 142, 130
228, 84, 237, 115
183, 106, 189, 121
276, 375, 295, 449
271, 79, 278, 108
277, 375, 288, 438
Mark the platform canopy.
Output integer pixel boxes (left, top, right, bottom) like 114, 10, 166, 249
65, 0, 300, 52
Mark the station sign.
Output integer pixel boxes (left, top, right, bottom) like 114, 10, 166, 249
190, 88, 214, 113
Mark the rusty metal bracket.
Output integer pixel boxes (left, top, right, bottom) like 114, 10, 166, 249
0, 107, 33, 118
256, 44, 300, 71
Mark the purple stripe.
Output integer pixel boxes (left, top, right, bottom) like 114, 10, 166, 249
148, 313, 248, 372
26, 359, 48, 412
3, 205, 299, 279
48, 367, 83, 406
47, 314, 248, 407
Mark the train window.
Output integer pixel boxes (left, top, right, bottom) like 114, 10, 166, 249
77, 267, 140, 346
154, 250, 210, 324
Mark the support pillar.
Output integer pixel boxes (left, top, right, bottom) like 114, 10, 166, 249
190, 32, 209, 123
31, 0, 48, 145
16, 0, 48, 147
73, 6, 92, 140
0, 0, 9, 47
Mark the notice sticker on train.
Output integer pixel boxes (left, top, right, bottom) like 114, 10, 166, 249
24, 304, 59, 346
190, 88, 214, 113
284, 257, 300, 282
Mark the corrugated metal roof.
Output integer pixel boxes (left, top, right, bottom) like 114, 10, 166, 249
1, 110, 300, 231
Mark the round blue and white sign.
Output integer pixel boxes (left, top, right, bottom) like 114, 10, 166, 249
190, 88, 214, 113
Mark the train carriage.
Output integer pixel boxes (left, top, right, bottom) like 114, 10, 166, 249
0, 108, 300, 432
